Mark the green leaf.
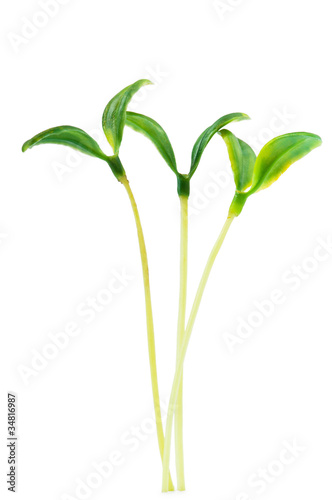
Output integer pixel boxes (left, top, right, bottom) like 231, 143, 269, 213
102, 79, 152, 154
22, 125, 107, 160
219, 129, 256, 193
189, 112, 250, 178
248, 132, 322, 194
126, 111, 178, 175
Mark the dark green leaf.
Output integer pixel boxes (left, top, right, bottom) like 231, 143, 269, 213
219, 129, 256, 192
248, 132, 322, 194
102, 79, 152, 154
126, 111, 177, 175
189, 112, 250, 178
22, 125, 107, 160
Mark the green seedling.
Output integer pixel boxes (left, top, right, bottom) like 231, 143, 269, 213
22, 79, 175, 490
22, 81, 322, 493
126, 110, 249, 490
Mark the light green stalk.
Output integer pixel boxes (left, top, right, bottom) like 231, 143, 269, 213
162, 213, 235, 491
174, 195, 188, 490
121, 176, 174, 491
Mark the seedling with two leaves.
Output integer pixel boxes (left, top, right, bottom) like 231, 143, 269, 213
22, 80, 322, 493
23, 79, 175, 490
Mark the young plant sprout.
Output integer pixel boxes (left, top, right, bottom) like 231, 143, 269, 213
22, 80, 322, 493
21, 79, 175, 489
125, 110, 250, 490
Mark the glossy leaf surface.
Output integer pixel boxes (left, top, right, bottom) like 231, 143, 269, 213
126, 111, 178, 174
102, 79, 152, 154
249, 132, 322, 194
22, 125, 107, 160
190, 112, 250, 178
219, 129, 256, 192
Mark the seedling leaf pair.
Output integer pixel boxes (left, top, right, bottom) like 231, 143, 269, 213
219, 130, 322, 216
124, 110, 250, 196
22, 80, 155, 180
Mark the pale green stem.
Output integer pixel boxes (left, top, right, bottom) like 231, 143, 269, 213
121, 176, 174, 491
162, 213, 235, 492
175, 195, 188, 491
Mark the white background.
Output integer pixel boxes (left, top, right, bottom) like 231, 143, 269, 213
1, 1, 331, 499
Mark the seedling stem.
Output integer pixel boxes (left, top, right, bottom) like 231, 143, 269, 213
174, 194, 188, 490
121, 175, 174, 491
162, 213, 235, 491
